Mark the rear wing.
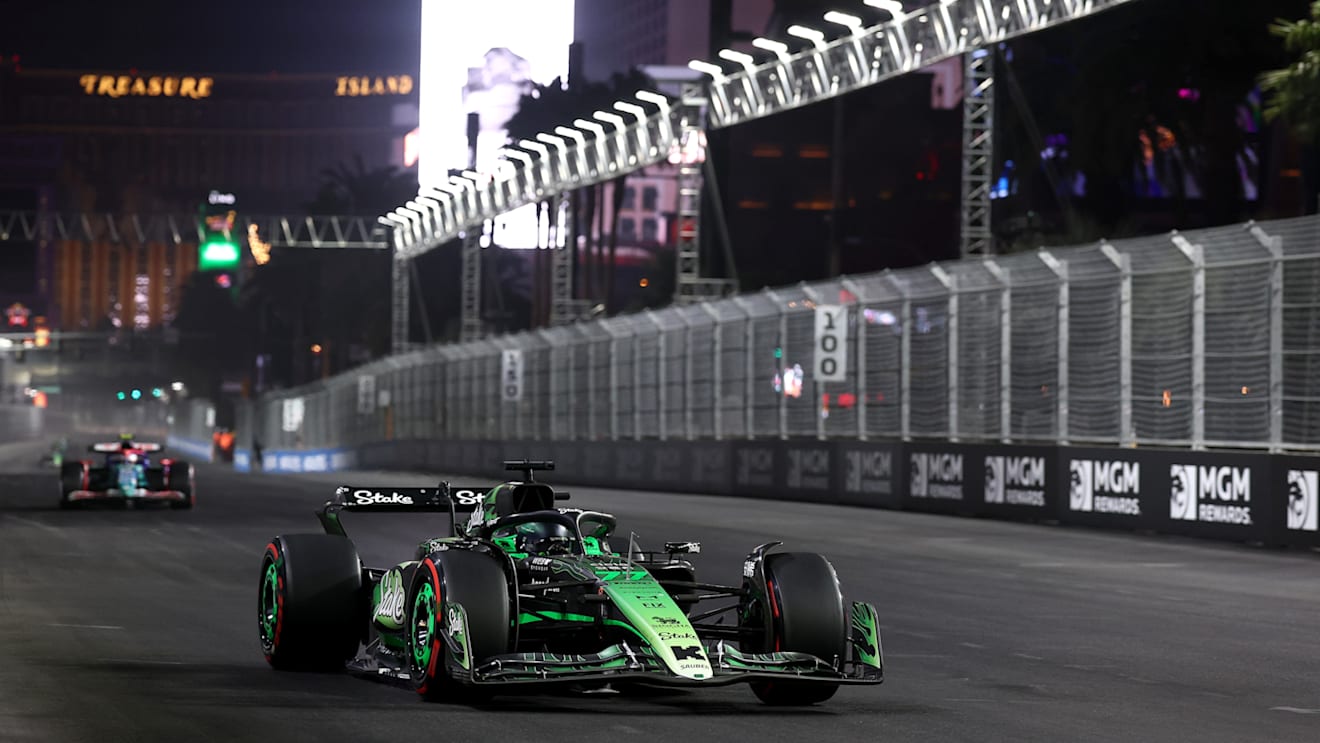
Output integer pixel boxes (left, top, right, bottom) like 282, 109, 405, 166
318, 485, 489, 538
90, 441, 162, 453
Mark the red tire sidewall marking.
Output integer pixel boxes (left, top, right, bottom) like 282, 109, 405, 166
417, 558, 444, 695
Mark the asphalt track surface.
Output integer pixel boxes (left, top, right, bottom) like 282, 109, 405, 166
1, 439, 1318, 742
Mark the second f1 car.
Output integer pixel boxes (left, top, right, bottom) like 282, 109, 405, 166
59, 435, 195, 509
258, 460, 883, 705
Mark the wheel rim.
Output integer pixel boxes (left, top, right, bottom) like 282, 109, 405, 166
259, 556, 281, 654
411, 582, 437, 675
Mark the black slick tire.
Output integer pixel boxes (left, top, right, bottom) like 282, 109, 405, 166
749, 552, 846, 706
407, 549, 510, 703
166, 461, 194, 510
258, 534, 362, 671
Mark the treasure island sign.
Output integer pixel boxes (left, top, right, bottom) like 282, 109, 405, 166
79, 74, 214, 99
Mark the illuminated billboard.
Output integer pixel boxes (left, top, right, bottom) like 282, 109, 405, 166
418, 0, 574, 249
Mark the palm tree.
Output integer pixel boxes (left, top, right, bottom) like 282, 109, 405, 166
1262, 1, 1320, 210
506, 68, 656, 317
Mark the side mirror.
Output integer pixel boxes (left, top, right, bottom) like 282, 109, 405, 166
664, 541, 701, 555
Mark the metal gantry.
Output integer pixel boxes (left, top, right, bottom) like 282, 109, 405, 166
960, 48, 995, 257
0, 211, 389, 249
379, 0, 1145, 344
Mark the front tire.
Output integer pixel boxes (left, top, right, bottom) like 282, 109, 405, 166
748, 552, 845, 706
407, 549, 510, 702
258, 534, 363, 671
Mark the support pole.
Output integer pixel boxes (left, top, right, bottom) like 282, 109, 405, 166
1172, 234, 1204, 449
960, 49, 995, 258
459, 228, 483, 342
391, 250, 410, 354
1038, 251, 1069, 444
1249, 224, 1285, 451
1101, 242, 1134, 446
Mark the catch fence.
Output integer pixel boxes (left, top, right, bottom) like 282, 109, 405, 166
251, 215, 1320, 453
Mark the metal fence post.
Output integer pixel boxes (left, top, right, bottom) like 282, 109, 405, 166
1100, 242, 1134, 446
681, 312, 695, 440
647, 311, 667, 442
766, 290, 789, 440
732, 296, 756, 439
882, 272, 911, 441
929, 265, 957, 440
701, 303, 723, 440
1250, 224, 1285, 451
985, 260, 1011, 443
800, 283, 827, 442
1173, 234, 1205, 450
587, 336, 597, 441
1038, 251, 1069, 444
608, 332, 620, 441
633, 325, 643, 441
842, 278, 867, 440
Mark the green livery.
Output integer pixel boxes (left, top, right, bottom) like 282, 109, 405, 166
258, 459, 884, 705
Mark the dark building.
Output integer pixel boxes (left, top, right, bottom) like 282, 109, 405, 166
0, 59, 418, 329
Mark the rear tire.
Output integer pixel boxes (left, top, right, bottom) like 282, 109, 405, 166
748, 552, 845, 706
58, 462, 84, 509
258, 534, 363, 671
166, 461, 194, 510
407, 549, 510, 702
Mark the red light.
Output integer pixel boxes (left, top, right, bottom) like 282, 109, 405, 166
838, 393, 857, 408
215, 274, 232, 289
32, 391, 47, 409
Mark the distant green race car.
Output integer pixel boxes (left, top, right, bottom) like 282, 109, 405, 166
258, 460, 884, 705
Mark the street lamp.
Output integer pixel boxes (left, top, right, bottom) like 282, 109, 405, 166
823, 12, 867, 81
554, 126, 589, 185
687, 60, 726, 81
753, 37, 792, 61
787, 25, 828, 50
533, 134, 569, 182
787, 25, 833, 93
824, 11, 865, 32
574, 119, 609, 178
614, 101, 651, 157
502, 148, 537, 200
635, 91, 674, 146
718, 49, 763, 114
406, 200, 436, 239
864, 0, 906, 18
752, 39, 797, 105
416, 195, 446, 237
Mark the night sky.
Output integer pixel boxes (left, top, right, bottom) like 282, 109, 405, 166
0, 0, 422, 74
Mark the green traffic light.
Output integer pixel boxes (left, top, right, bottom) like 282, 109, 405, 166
152, 387, 163, 398
773, 347, 783, 359
131, 389, 142, 400
116, 391, 126, 401
198, 239, 242, 271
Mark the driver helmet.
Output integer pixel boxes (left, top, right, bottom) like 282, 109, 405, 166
496, 521, 574, 555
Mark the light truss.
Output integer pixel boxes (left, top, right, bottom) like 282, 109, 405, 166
961, 47, 995, 257
0, 211, 389, 249
708, 0, 1138, 128
384, 0, 1141, 262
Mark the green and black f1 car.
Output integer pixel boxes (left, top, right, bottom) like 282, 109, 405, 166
257, 461, 883, 705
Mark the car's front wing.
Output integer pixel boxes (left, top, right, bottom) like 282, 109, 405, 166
67, 489, 188, 502
460, 640, 883, 687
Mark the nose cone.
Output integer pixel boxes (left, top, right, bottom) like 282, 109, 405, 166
601, 573, 712, 680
